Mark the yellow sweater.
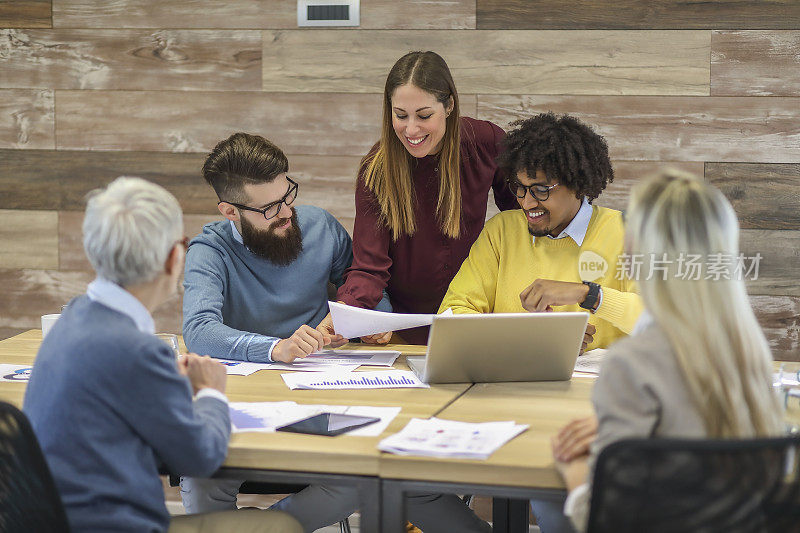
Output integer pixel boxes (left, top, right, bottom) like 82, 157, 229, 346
439, 207, 642, 350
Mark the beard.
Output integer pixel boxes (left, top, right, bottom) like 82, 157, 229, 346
528, 226, 552, 237
240, 209, 303, 266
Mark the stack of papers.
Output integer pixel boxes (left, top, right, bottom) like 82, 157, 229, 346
572, 348, 608, 378
218, 349, 400, 376
305, 349, 400, 367
282, 370, 428, 390
378, 418, 528, 460
228, 401, 401, 437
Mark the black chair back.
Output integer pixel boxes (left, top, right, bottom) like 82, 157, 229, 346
0, 401, 70, 532
588, 436, 800, 533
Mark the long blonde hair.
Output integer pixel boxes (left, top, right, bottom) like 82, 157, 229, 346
626, 170, 782, 438
362, 51, 461, 241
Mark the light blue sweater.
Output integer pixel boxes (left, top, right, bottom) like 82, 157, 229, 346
24, 296, 230, 533
183, 205, 354, 362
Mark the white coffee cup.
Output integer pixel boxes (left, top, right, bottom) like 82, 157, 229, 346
41, 314, 61, 338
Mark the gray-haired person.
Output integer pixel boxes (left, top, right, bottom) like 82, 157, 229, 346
23, 177, 301, 533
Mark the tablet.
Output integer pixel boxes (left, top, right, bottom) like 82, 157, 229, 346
276, 413, 380, 436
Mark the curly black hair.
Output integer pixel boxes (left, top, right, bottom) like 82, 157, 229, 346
497, 112, 613, 202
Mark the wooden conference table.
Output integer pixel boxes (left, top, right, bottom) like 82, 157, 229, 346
0, 330, 595, 532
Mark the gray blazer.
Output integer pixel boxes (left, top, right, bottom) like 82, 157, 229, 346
570, 323, 707, 530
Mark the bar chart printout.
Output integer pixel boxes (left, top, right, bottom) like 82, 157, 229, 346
282, 370, 429, 390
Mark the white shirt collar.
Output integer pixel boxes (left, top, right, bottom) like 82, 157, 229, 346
86, 277, 155, 334
534, 197, 593, 246
229, 220, 244, 245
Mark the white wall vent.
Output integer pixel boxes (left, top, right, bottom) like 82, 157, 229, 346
297, 0, 360, 27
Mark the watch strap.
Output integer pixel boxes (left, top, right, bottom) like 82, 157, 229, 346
580, 281, 600, 310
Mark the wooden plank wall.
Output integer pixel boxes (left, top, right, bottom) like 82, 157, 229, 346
1, 1, 798, 360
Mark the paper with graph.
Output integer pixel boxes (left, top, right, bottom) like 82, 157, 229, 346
281, 369, 428, 390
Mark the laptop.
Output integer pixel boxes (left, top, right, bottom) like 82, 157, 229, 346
406, 312, 589, 384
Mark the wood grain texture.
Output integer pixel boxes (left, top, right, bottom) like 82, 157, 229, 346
0, 269, 179, 333
0, 29, 261, 91
52, 0, 473, 29
53, 0, 293, 28
290, 155, 363, 234
751, 295, 800, 362
56, 90, 389, 155
262, 30, 710, 95
740, 230, 800, 297
0, 149, 214, 212
0, 0, 51, 28
0, 149, 60, 210
711, 31, 800, 96
705, 163, 800, 230
0, 90, 53, 149
594, 161, 705, 212
0, 269, 91, 330
57, 210, 88, 271
477, 0, 800, 30
0, 209, 58, 269
361, 0, 475, 29
0, 148, 365, 226
477, 95, 800, 163
59, 211, 226, 271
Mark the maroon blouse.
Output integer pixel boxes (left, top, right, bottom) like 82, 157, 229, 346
337, 117, 518, 343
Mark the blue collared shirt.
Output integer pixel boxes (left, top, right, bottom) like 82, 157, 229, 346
87, 277, 155, 334
230, 219, 244, 244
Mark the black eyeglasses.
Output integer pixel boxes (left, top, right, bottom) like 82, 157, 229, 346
219, 178, 299, 221
507, 180, 559, 202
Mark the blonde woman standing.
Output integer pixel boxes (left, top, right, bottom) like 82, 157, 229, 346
551, 170, 783, 531
320, 51, 517, 344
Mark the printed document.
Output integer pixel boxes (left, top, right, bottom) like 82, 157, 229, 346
308, 349, 400, 367
282, 369, 429, 390
0, 364, 32, 382
217, 359, 359, 375
217, 348, 399, 376
379, 418, 528, 460
329, 301, 452, 338
572, 348, 608, 378
229, 401, 401, 437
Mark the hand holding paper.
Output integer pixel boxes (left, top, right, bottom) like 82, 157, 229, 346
329, 301, 452, 339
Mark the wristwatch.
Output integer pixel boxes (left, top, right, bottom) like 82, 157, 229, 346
580, 281, 601, 311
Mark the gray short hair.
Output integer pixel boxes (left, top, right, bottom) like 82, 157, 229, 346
83, 177, 183, 287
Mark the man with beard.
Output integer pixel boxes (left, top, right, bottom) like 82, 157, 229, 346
180, 131, 356, 524
182, 132, 355, 364
438, 114, 643, 532
181, 134, 487, 532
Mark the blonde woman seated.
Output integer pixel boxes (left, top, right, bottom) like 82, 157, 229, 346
551, 170, 783, 531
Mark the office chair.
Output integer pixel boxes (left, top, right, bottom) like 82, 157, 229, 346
587, 436, 800, 533
0, 401, 70, 532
